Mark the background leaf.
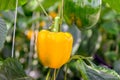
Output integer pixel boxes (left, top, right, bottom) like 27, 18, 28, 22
0, 17, 7, 51
0, 58, 33, 80
103, 0, 120, 13
25, 0, 60, 11
101, 21, 119, 35
77, 27, 101, 56
0, 0, 27, 10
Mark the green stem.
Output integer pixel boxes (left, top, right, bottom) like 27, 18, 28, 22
54, 69, 57, 80
52, 16, 60, 32
56, 69, 60, 78
50, 69, 59, 80
86, 58, 94, 67
64, 65, 68, 80
11, 0, 18, 58
69, 55, 93, 62
58, 0, 64, 27
46, 69, 51, 80
36, 0, 52, 23
61, 0, 64, 25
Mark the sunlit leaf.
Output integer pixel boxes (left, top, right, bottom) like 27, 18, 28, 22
0, 0, 27, 10
103, 0, 120, 13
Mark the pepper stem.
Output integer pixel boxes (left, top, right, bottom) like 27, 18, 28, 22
52, 16, 60, 32
53, 69, 57, 80
46, 69, 51, 80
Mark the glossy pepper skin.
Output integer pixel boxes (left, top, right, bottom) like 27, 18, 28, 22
36, 30, 73, 68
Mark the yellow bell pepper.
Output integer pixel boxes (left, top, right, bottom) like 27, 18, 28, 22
25, 30, 34, 40
36, 30, 73, 68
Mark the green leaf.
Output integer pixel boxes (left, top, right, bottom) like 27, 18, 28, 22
85, 64, 120, 80
78, 27, 101, 56
105, 51, 118, 61
113, 60, 120, 75
74, 58, 120, 80
0, 58, 33, 80
25, 0, 60, 11
101, 21, 119, 35
0, 61, 3, 68
0, 0, 27, 10
76, 59, 88, 80
103, 0, 120, 13
1, 11, 15, 22
0, 17, 7, 51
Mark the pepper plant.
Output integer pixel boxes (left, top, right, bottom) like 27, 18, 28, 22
0, 0, 120, 80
